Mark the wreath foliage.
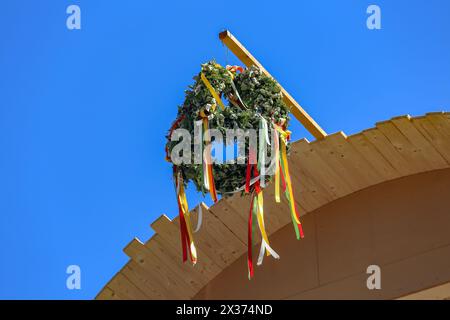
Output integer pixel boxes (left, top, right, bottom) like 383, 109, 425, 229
166, 61, 291, 195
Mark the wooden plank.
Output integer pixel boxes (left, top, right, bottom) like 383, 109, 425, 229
376, 120, 435, 172
290, 159, 332, 210
308, 132, 367, 191
326, 132, 383, 187
97, 113, 450, 300
398, 281, 450, 300
223, 195, 262, 247
347, 132, 400, 181
288, 243, 450, 300
219, 30, 326, 140
144, 234, 212, 290
362, 128, 414, 176
95, 286, 122, 300
208, 200, 248, 243
285, 158, 328, 212
172, 203, 246, 268
108, 272, 149, 300
123, 238, 194, 299
412, 116, 450, 163
225, 191, 284, 235
391, 115, 448, 170
212, 190, 292, 246
223, 193, 251, 223
290, 139, 352, 198
123, 260, 173, 299
151, 214, 222, 278
151, 214, 179, 241
263, 177, 297, 228
426, 112, 450, 137
120, 263, 162, 299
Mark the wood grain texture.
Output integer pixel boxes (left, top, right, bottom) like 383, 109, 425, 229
96, 112, 450, 299
219, 30, 327, 139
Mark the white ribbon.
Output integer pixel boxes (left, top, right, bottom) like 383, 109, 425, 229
260, 116, 271, 146
230, 81, 248, 109
203, 145, 213, 190
193, 204, 203, 233
222, 158, 278, 195
257, 239, 280, 266
258, 115, 271, 188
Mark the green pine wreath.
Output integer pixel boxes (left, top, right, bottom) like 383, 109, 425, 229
165, 61, 291, 195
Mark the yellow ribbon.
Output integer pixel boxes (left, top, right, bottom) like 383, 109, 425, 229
255, 192, 274, 257
274, 129, 280, 203
201, 116, 218, 202
201, 73, 225, 111
280, 139, 301, 225
274, 124, 301, 225
202, 118, 211, 190
177, 175, 198, 264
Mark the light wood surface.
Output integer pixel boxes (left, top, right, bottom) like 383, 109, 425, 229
96, 112, 450, 300
219, 30, 327, 140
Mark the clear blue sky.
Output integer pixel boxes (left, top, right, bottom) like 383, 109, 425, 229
1, 0, 449, 299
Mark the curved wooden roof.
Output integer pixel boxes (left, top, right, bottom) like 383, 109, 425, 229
96, 112, 450, 300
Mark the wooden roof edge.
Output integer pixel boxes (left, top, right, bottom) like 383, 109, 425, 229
96, 111, 450, 299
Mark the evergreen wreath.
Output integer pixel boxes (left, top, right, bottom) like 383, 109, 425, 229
165, 61, 291, 196
166, 61, 304, 276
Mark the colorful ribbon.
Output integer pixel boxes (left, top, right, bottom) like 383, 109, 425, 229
202, 116, 218, 203
226, 66, 248, 110
274, 124, 304, 240
274, 128, 281, 203
169, 64, 305, 275
246, 147, 279, 280
247, 194, 256, 279
200, 73, 225, 111
258, 115, 271, 188
193, 204, 203, 233
226, 65, 244, 73
174, 167, 197, 264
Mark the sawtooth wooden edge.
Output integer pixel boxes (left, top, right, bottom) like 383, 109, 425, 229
96, 112, 450, 299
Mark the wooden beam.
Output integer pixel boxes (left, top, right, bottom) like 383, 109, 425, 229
219, 30, 327, 140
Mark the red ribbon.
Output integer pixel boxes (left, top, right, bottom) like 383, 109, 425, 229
208, 162, 218, 202
226, 65, 244, 73
245, 149, 257, 194
174, 166, 195, 263
280, 160, 287, 192
247, 194, 255, 279
247, 161, 263, 279
253, 165, 261, 194
178, 196, 189, 262
294, 203, 305, 239
245, 159, 252, 194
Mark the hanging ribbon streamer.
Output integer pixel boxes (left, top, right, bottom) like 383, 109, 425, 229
274, 128, 281, 203
247, 194, 256, 279
174, 167, 197, 264
226, 65, 244, 73
274, 124, 305, 240
202, 115, 218, 203
246, 146, 279, 279
258, 115, 271, 188
197, 76, 220, 203
201, 73, 226, 111
193, 203, 203, 233
168, 64, 305, 277
256, 192, 280, 265
226, 66, 248, 110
